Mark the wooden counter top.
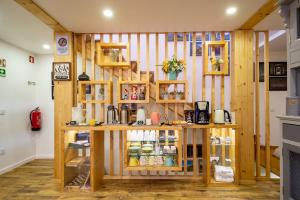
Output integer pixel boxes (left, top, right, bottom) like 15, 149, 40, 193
62, 123, 238, 131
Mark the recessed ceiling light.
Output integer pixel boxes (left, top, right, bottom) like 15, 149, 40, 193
42, 44, 50, 49
103, 9, 113, 18
226, 7, 237, 15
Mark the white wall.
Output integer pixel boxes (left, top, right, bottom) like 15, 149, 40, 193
35, 54, 54, 158
0, 40, 37, 174
258, 50, 287, 146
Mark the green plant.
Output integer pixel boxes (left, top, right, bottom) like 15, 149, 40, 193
162, 57, 185, 74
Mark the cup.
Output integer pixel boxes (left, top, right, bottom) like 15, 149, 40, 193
146, 118, 152, 125
151, 112, 160, 125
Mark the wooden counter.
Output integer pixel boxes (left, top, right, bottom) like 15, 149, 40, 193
61, 123, 239, 191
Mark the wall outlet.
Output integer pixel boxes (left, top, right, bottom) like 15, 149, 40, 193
0, 148, 5, 155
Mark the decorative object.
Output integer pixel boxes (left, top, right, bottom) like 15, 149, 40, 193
53, 62, 71, 81
151, 112, 160, 125
78, 72, 90, 81
0, 59, 6, 67
0, 58, 6, 77
98, 87, 105, 100
204, 41, 228, 75
162, 91, 169, 100
146, 118, 152, 125
131, 85, 138, 100
56, 35, 69, 56
161, 57, 185, 80
210, 57, 224, 71
139, 85, 146, 100
175, 90, 183, 100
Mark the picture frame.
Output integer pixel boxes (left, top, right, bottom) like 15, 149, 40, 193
52, 62, 71, 81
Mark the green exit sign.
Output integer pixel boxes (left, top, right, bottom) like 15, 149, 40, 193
0, 67, 6, 77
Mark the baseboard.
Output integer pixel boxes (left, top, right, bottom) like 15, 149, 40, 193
35, 154, 54, 159
0, 155, 35, 175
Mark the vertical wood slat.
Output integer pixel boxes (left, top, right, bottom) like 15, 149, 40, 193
109, 33, 114, 176
137, 33, 141, 81
73, 34, 78, 106
202, 32, 206, 100
183, 128, 188, 174
264, 31, 270, 178
119, 34, 123, 81
221, 32, 225, 108
128, 33, 132, 81
146, 33, 150, 176
255, 32, 261, 177
183, 33, 187, 80
156, 33, 159, 81
192, 32, 197, 176
91, 34, 96, 119
118, 34, 123, 176
174, 33, 178, 120
211, 33, 216, 122
164, 33, 168, 120
82, 34, 86, 73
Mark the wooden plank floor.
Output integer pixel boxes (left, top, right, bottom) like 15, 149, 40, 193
0, 159, 280, 200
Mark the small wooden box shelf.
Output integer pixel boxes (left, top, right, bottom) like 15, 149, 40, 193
78, 81, 112, 104
125, 128, 182, 171
98, 42, 130, 68
156, 80, 188, 103
204, 41, 229, 76
117, 80, 150, 104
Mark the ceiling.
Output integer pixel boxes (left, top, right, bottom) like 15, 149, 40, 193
34, 0, 268, 33
0, 0, 286, 54
0, 0, 53, 54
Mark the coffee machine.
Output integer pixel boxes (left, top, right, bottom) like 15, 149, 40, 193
195, 101, 210, 124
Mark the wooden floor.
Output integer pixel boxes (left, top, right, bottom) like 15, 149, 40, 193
0, 159, 280, 200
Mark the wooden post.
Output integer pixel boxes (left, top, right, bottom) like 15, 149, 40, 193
137, 33, 141, 81
232, 30, 255, 184
255, 32, 261, 177
54, 32, 74, 179
202, 32, 206, 100
192, 32, 197, 176
128, 33, 132, 81
264, 31, 271, 178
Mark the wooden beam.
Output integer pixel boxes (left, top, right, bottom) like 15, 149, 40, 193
15, 0, 67, 32
239, 0, 279, 30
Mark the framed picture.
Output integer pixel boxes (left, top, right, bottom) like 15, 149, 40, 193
269, 77, 287, 91
189, 41, 202, 56
52, 62, 71, 81
269, 62, 287, 76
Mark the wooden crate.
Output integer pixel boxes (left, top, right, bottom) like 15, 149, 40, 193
117, 80, 150, 104
156, 80, 188, 103
98, 42, 130, 67
78, 81, 112, 104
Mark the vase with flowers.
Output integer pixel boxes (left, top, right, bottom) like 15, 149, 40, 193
210, 57, 224, 72
162, 57, 185, 80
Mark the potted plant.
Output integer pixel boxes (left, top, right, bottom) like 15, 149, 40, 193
161, 91, 169, 100
210, 56, 224, 71
162, 57, 185, 80
169, 91, 175, 100
175, 90, 184, 100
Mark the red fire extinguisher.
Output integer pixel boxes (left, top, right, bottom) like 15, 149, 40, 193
30, 107, 41, 131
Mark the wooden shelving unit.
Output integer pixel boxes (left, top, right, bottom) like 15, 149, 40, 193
78, 81, 112, 104
117, 80, 150, 104
98, 42, 130, 67
156, 80, 188, 103
204, 41, 229, 76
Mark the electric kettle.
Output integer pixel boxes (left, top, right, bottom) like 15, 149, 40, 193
214, 109, 231, 124
107, 105, 119, 124
136, 107, 146, 125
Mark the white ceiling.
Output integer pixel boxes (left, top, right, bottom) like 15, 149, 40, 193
0, 0, 286, 54
0, 0, 53, 54
34, 0, 268, 33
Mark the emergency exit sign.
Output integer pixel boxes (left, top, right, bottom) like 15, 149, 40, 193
0, 67, 6, 77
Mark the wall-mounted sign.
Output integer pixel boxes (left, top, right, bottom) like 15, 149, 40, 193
56, 35, 69, 56
0, 59, 6, 77
29, 56, 34, 63
52, 62, 71, 81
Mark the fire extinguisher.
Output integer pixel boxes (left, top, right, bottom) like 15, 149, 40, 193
30, 107, 41, 131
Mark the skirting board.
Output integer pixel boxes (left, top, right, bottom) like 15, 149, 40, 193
35, 154, 54, 159
0, 155, 35, 175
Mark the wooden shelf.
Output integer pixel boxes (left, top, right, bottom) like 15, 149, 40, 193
126, 166, 182, 171
156, 80, 189, 103
204, 41, 229, 76
117, 80, 150, 104
78, 81, 112, 104
98, 62, 130, 67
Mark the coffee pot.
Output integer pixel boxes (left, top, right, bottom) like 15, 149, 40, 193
120, 104, 129, 124
214, 109, 231, 124
136, 107, 146, 125
107, 105, 119, 124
